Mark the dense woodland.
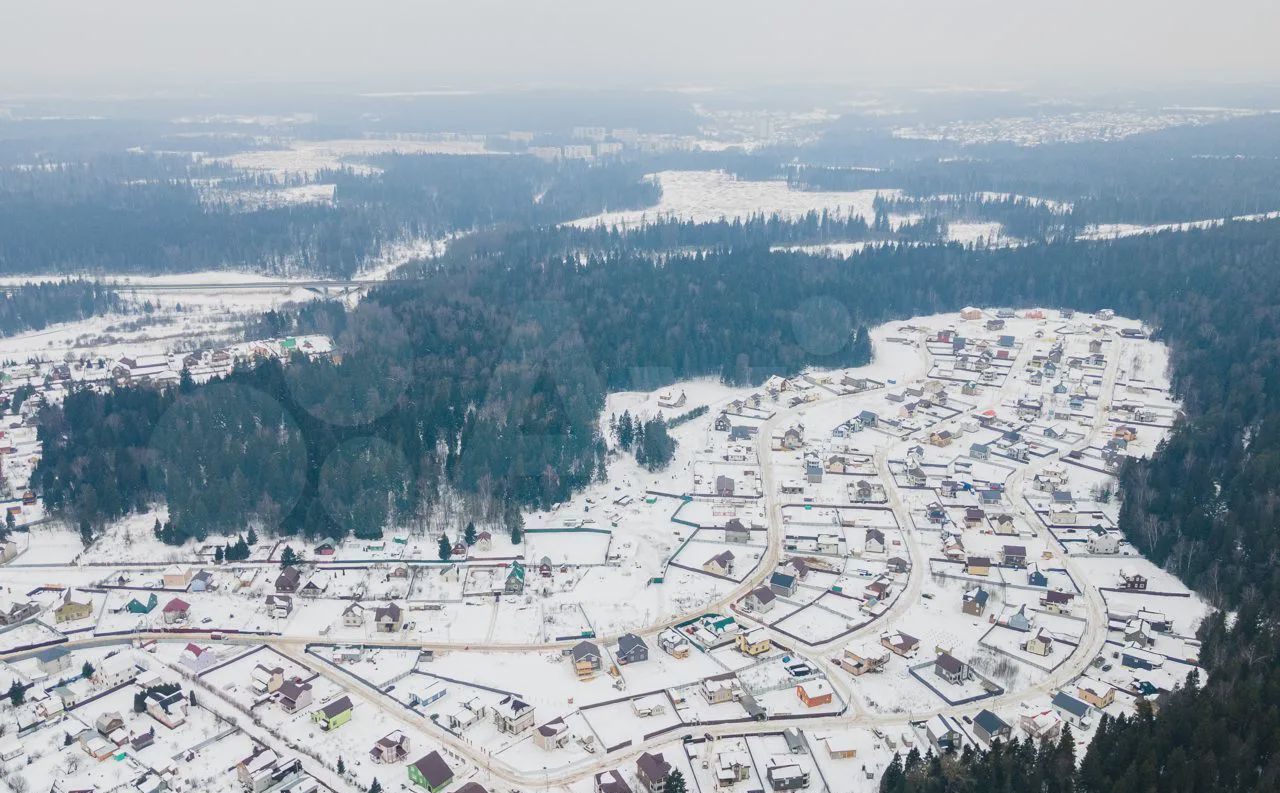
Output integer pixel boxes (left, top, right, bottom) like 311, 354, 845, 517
0, 152, 659, 277
0, 279, 120, 337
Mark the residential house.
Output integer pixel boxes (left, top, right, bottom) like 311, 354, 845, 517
745, 586, 777, 613
703, 551, 735, 576
881, 631, 920, 658
0, 598, 39, 626
616, 633, 649, 665
1027, 564, 1049, 587
701, 672, 739, 704
636, 752, 672, 793
124, 598, 156, 616
596, 771, 633, 793
724, 519, 751, 544
54, 588, 93, 623
796, 680, 832, 708
715, 475, 736, 497
408, 751, 454, 792
1007, 604, 1034, 632
1051, 692, 1092, 728
534, 718, 571, 750
370, 731, 410, 763
265, 594, 293, 618
505, 560, 527, 594
298, 572, 329, 598
179, 643, 219, 674
1001, 545, 1027, 568
924, 715, 962, 753
823, 734, 859, 759
146, 687, 188, 728
1077, 678, 1116, 709
275, 566, 302, 593
658, 630, 690, 659
251, 664, 285, 695
92, 653, 137, 689
571, 641, 602, 679
162, 597, 190, 624
934, 652, 972, 685
493, 695, 535, 734
963, 507, 986, 529
237, 746, 303, 792
312, 695, 353, 731
769, 571, 798, 597
189, 570, 216, 592
839, 642, 890, 676
374, 602, 403, 632
962, 587, 989, 617
1041, 589, 1074, 614
342, 602, 366, 627
1025, 629, 1054, 657
965, 556, 991, 576
973, 709, 1011, 743
864, 528, 886, 554
1087, 527, 1120, 554
737, 627, 771, 656
34, 647, 73, 675
766, 763, 810, 791
162, 565, 192, 589
275, 679, 313, 713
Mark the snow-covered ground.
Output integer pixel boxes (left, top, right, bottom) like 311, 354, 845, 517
210, 137, 497, 178
566, 170, 898, 229
1077, 210, 1280, 240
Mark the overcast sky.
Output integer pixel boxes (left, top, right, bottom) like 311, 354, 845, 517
2, 1, 1278, 96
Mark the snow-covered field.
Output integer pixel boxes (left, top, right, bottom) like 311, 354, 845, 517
566, 170, 898, 229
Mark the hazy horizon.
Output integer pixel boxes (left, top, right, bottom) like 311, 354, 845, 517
3, 0, 1279, 97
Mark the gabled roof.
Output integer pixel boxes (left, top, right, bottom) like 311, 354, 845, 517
618, 633, 647, 656
637, 751, 671, 782
770, 571, 797, 589
935, 651, 966, 675
974, 709, 1009, 735
749, 586, 776, 604
412, 751, 453, 788
571, 640, 600, 662
1052, 691, 1090, 718
320, 695, 353, 719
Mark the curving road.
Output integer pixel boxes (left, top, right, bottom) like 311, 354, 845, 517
4, 327, 1137, 790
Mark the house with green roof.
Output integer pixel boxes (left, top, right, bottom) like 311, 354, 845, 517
504, 560, 526, 594
126, 593, 158, 614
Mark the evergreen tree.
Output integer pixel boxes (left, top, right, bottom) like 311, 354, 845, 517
666, 770, 687, 793
464, 522, 477, 546
81, 661, 94, 679
368, 780, 383, 793
214, 545, 224, 564
337, 757, 345, 775
280, 546, 298, 568
438, 533, 452, 561
7, 680, 24, 706
247, 526, 259, 545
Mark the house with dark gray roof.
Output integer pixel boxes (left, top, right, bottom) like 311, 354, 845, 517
616, 633, 649, 665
